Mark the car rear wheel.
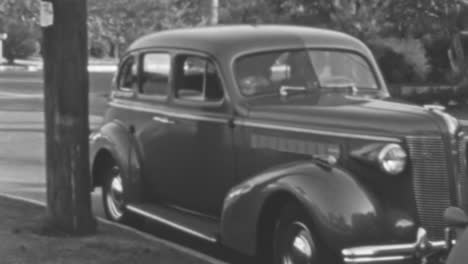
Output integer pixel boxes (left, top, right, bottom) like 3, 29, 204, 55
273, 203, 321, 264
102, 164, 128, 222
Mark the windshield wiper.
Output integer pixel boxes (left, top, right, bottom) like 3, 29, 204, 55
321, 83, 358, 96
279, 85, 309, 97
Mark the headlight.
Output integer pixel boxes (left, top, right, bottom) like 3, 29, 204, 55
378, 144, 407, 175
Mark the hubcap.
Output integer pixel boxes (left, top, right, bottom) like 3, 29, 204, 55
280, 222, 316, 264
106, 167, 124, 219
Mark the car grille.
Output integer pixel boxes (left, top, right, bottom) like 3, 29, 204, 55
406, 136, 451, 240
459, 138, 468, 211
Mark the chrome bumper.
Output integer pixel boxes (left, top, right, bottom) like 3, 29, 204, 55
342, 228, 454, 263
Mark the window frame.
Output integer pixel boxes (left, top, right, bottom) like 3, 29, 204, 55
117, 54, 138, 92
137, 51, 172, 102
172, 52, 226, 107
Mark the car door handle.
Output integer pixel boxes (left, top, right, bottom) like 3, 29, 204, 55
152, 116, 175, 124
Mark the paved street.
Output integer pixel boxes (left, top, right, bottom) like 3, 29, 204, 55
0, 70, 113, 218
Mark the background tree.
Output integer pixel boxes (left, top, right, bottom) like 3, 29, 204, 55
3, 21, 37, 63
0, 0, 39, 63
87, 0, 205, 58
385, 0, 459, 38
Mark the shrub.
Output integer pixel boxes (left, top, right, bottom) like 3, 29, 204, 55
369, 37, 430, 83
423, 36, 453, 84
89, 39, 109, 58
3, 22, 38, 64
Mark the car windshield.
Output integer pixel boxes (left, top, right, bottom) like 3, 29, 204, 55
235, 49, 379, 97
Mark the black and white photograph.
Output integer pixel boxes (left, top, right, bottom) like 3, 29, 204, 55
2, 0, 468, 263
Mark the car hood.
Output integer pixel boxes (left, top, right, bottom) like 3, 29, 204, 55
244, 94, 445, 137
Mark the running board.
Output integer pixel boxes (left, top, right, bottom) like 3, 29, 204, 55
127, 204, 219, 243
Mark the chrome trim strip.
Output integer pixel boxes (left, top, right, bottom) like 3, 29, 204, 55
152, 116, 175, 124
236, 120, 401, 142
109, 101, 227, 124
127, 205, 218, 243
344, 255, 410, 263
342, 228, 449, 264
405, 135, 444, 139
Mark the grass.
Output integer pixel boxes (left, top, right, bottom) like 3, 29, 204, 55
0, 197, 211, 264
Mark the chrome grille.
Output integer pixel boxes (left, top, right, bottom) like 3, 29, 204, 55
406, 136, 451, 240
459, 138, 468, 211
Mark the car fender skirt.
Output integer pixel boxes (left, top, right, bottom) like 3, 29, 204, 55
220, 162, 387, 256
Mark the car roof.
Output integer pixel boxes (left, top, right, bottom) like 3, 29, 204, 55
127, 25, 371, 60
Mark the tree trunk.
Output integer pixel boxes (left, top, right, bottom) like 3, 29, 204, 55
114, 40, 120, 59
42, 0, 96, 235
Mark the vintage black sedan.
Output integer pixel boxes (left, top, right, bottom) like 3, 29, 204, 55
89, 25, 468, 263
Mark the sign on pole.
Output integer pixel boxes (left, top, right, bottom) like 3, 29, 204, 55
40, 1, 54, 27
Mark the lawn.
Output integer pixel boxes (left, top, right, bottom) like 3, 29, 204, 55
0, 197, 211, 264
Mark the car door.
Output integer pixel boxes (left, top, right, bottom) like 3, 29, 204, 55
127, 51, 173, 203
150, 53, 235, 217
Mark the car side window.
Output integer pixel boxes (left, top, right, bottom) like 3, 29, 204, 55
140, 53, 171, 96
175, 55, 224, 102
118, 56, 138, 91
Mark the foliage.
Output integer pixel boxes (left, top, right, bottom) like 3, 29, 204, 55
369, 43, 415, 86
384, 0, 459, 38
0, 0, 39, 63
326, 1, 394, 40
88, 0, 206, 57
423, 36, 454, 83
0, 0, 39, 26
89, 39, 109, 59
370, 38, 430, 83
372, 37, 430, 83
3, 21, 37, 62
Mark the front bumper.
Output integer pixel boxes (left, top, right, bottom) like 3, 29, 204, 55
342, 228, 453, 263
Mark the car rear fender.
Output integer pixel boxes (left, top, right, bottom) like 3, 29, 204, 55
219, 161, 383, 256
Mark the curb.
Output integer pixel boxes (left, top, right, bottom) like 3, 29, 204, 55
0, 192, 226, 264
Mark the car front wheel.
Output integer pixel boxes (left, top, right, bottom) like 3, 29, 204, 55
102, 164, 127, 222
273, 203, 320, 264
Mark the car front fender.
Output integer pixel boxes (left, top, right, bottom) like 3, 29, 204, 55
89, 121, 141, 203
220, 161, 385, 256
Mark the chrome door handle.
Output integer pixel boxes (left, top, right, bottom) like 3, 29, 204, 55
152, 116, 175, 124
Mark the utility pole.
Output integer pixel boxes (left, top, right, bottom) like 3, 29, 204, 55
42, 0, 96, 235
210, 0, 219, 25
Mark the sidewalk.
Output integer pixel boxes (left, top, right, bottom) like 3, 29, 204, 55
0, 196, 212, 264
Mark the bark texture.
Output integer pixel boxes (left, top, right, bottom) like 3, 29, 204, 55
42, 0, 96, 235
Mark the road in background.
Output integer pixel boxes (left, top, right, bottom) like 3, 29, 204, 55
0, 70, 114, 217
0, 70, 112, 115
